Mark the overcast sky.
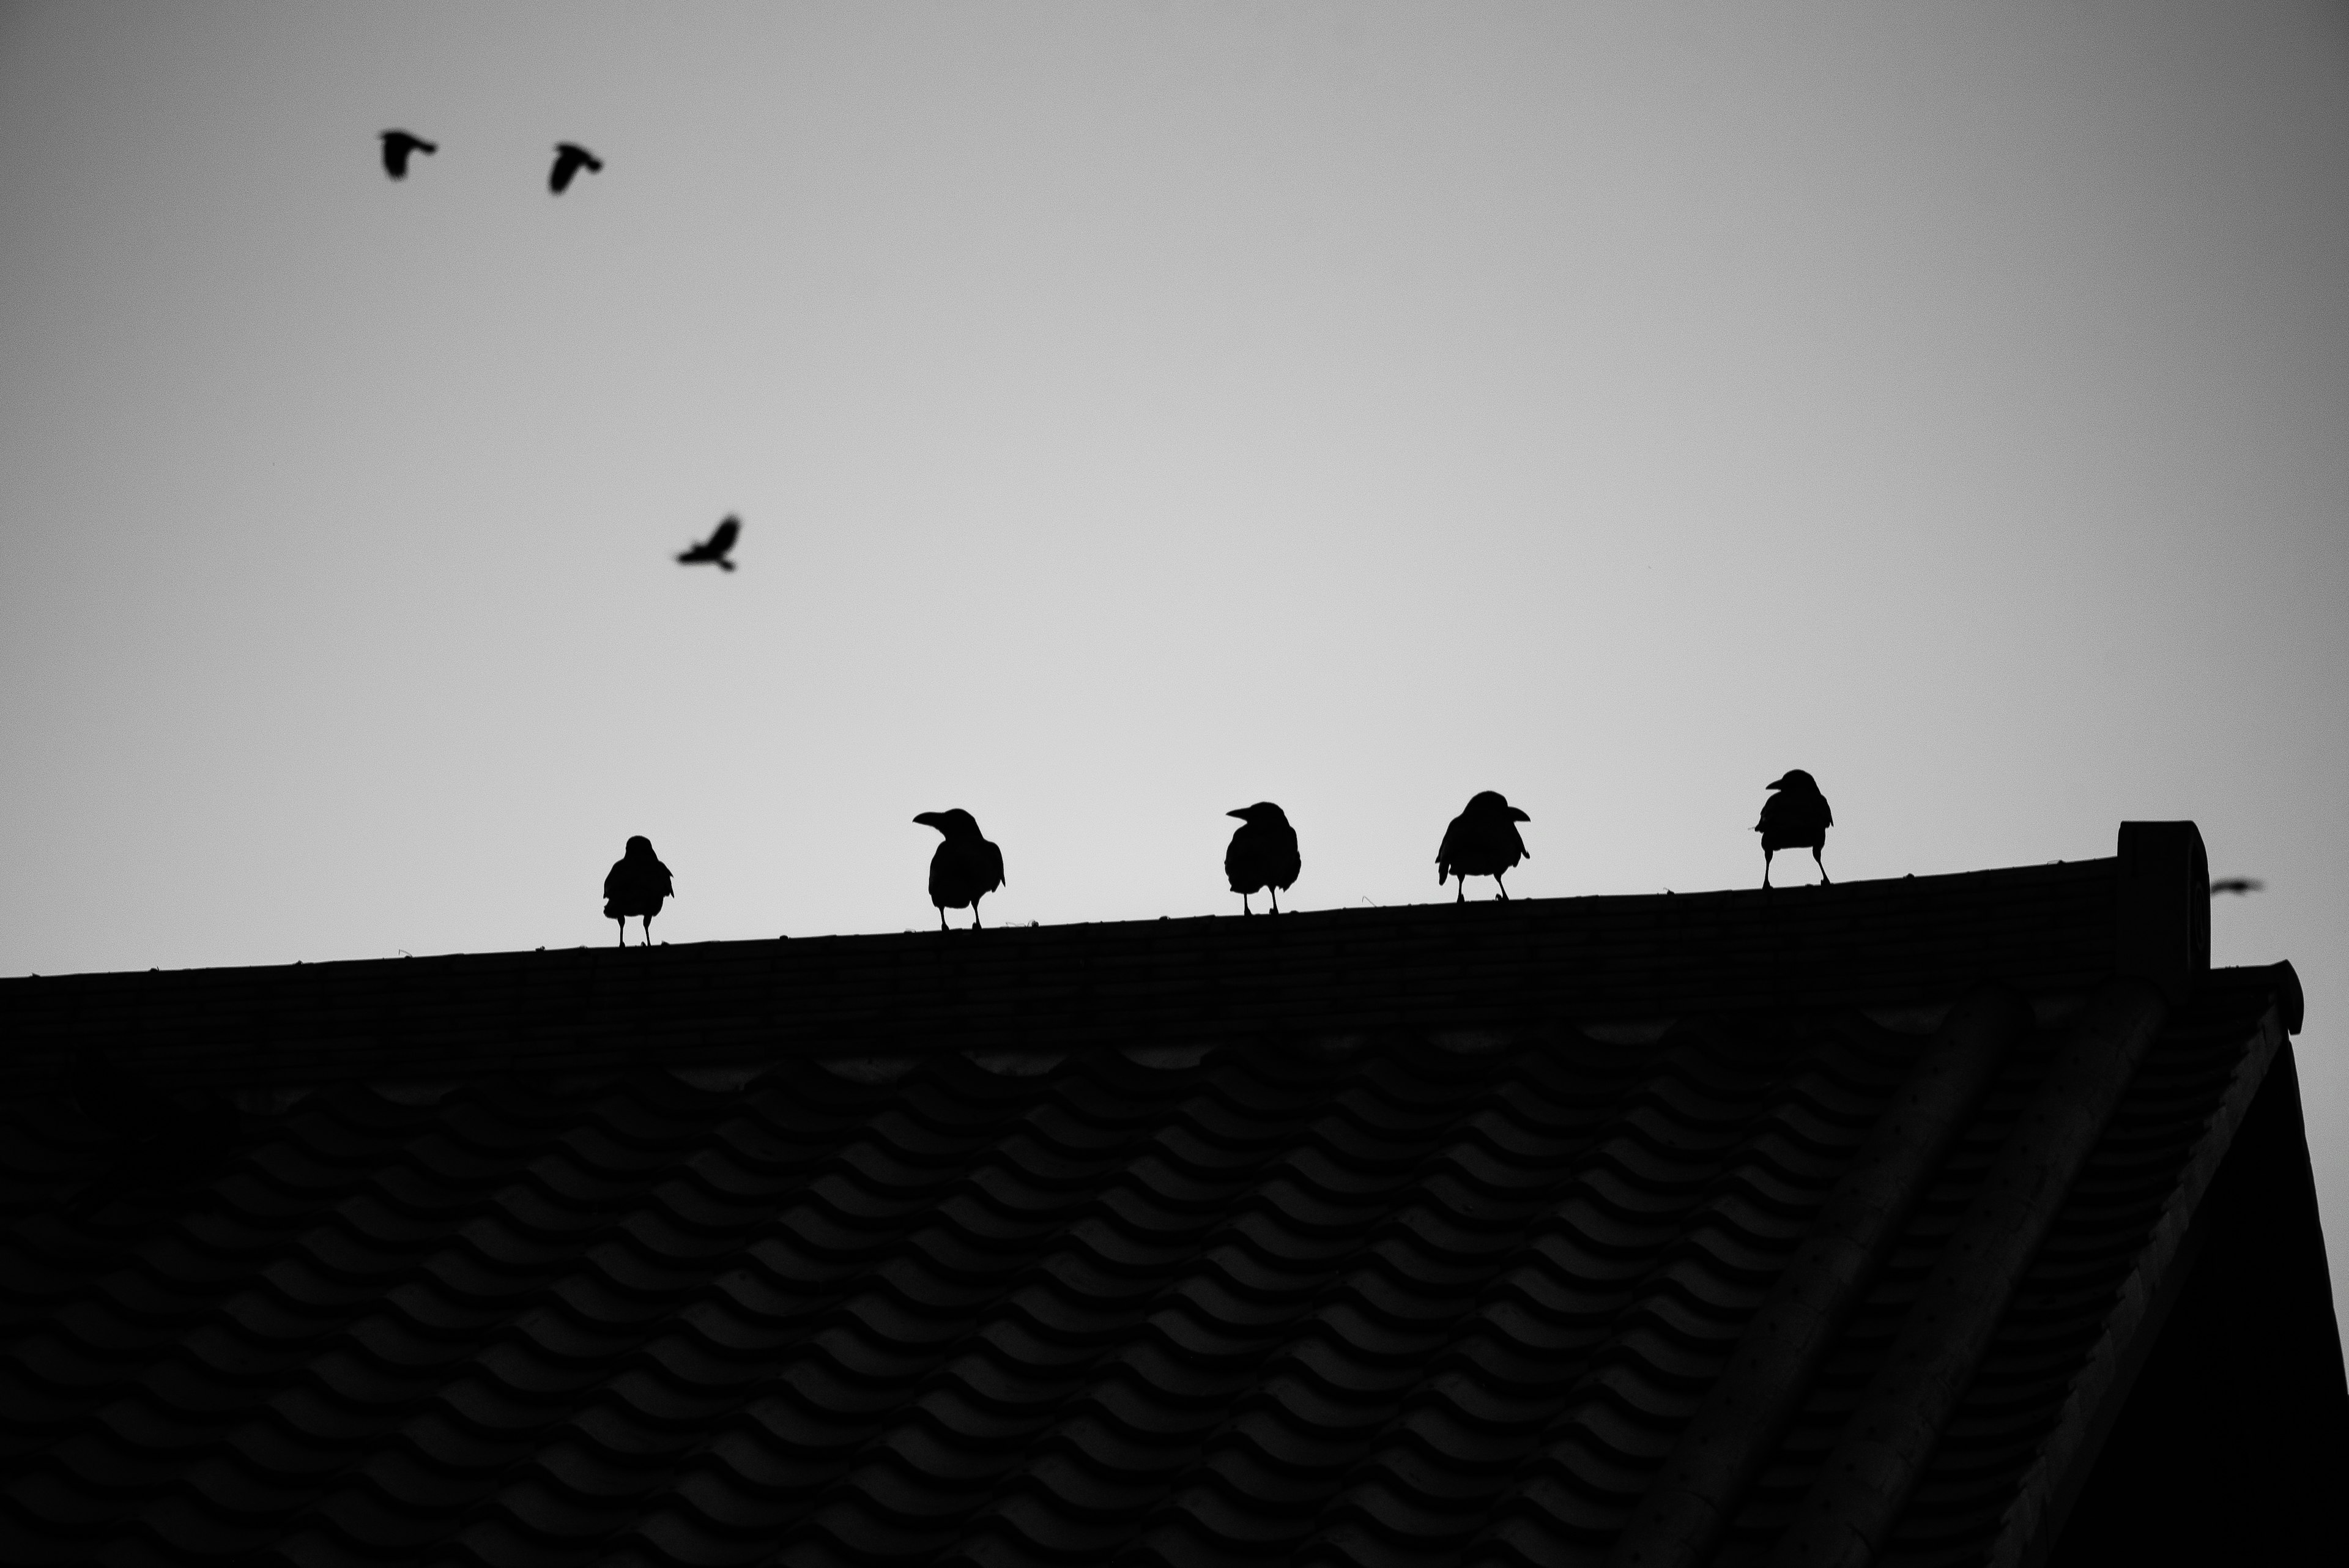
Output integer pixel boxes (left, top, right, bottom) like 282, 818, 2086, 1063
6, 1, 2348, 1313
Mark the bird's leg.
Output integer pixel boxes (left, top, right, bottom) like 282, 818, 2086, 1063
1495, 874, 1510, 901
972, 899, 984, 931
1815, 848, 1830, 886
1242, 893, 1252, 917
1762, 850, 1774, 890
938, 907, 948, 933
1270, 888, 1280, 915
615, 918, 626, 948
644, 914, 655, 946
1455, 877, 1465, 905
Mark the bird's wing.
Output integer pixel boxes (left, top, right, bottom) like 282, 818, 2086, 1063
1274, 823, 1302, 885
984, 841, 1006, 889
709, 517, 739, 551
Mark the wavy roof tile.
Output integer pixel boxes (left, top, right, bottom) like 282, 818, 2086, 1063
1, 822, 2340, 1567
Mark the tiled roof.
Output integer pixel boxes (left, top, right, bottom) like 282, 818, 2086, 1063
0, 826, 2324, 1566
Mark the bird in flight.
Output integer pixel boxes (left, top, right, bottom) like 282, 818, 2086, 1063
2210, 877, 2265, 896
379, 130, 437, 180
914, 810, 1006, 930
1438, 791, 1531, 901
602, 835, 674, 947
1224, 802, 1300, 915
549, 143, 604, 194
1757, 769, 1833, 888
677, 516, 740, 571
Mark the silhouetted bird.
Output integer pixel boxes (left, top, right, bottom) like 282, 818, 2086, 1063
678, 515, 740, 571
549, 143, 604, 194
1438, 791, 1531, 902
1225, 802, 1301, 915
1757, 769, 1833, 888
915, 809, 1005, 930
379, 130, 437, 180
602, 835, 674, 946
2211, 877, 2265, 896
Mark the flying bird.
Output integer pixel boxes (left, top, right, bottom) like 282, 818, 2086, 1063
677, 515, 740, 571
914, 809, 1006, 930
602, 835, 674, 947
2210, 877, 2265, 896
1437, 791, 1531, 902
379, 130, 437, 180
1225, 802, 1301, 915
1757, 769, 1833, 888
549, 142, 604, 194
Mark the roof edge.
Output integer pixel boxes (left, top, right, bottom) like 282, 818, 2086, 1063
1985, 979, 2294, 1568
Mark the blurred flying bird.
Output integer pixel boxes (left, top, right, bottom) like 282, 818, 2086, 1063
915, 810, 1006, 930
2210, 877, 2265, 896
549, 142, 604, 194
379, 130, 437, 179
603, 835, 674, 947
1438, 792, 1531, 902
678, 515, 740, 571
1225, 803, 1301, 915
1757, 770, 1833, 888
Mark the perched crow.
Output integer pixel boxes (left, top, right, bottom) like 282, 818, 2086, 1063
1438, 792, 1531, 902
678, 516, 740, 571
549, 142, 604, 194
1225, 802, 1301, 915
1757, 769, 1833, 888
915, 809, 1006, 930
379, 130, 437, 179
603, 835, 674, 946
2211, 877, 2265, 896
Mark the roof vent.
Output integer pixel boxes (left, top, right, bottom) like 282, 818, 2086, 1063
2115, 821, 2209, 1003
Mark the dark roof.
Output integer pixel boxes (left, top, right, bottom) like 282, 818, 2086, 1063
0, 823, 2336, 1567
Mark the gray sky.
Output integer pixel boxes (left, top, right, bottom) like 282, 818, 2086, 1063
6, 1, 2348, 1314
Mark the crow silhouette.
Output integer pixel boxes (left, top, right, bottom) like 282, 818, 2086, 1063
379, 130, 437, 179
915, 810, 1005, 930
1438, 792, 1531, 901
603, 835, 674, 946
2211, 877, 2265, 896
1757, 769, 1833, 888
678, 516, 740, 571
549, 142, 604, 194
1225, 802, 1301, 915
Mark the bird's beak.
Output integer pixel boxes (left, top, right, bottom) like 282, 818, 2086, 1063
1766, 775, 1789, 790
913, 812, 941, 828
1510, 808, 1531, 822
1227, 809, 1249, 820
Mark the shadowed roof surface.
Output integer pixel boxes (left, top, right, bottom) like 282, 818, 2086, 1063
0, 840, 2326, 1567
